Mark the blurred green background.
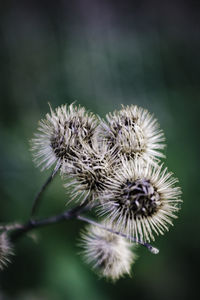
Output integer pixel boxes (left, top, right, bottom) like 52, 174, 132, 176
0, 0, 199, 299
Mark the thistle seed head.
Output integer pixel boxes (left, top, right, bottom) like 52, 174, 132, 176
80, 224, 136, 281
99, 157, 182, 242
0, 233, 13, 270
96, 105, 165, 163
62, 142, 118, 204
31, 103, 99, 170
118, 178, 160, 218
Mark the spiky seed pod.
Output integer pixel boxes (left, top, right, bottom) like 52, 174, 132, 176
0, 233, 13, 270
62, 141, 118, 204
99, 157, 182, 242
96, 105, 165, 163
31, 103, 99, 171
80, 224, 136, 281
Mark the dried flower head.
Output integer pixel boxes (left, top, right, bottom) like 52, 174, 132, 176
99, 158, 182, 242
31, 103, 99, 170
0, 233, 13, 270
80, 224, 136, 281
96, 105, 165, 163
62, 142, 118, 204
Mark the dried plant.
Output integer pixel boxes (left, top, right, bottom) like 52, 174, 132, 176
80, 223, 137, 281
96, 105, 165, 163
0, 103, 182, 281
99, 157, 181, 242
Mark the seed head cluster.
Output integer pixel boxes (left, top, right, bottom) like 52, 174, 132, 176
31, 103, 182, 280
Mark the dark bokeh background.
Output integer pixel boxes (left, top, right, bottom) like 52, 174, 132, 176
0, 0, 199, 299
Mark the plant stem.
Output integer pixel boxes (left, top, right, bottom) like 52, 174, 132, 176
11, 200, 89, 242
77, 215, 159, 254
9, 202, 158, 254
31, 162, 61, 217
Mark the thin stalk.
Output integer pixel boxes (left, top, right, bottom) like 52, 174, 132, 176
77, 215, 159, 254
9, 201, 158, 255
11, 200, 89, 242
31, 162, 61, 217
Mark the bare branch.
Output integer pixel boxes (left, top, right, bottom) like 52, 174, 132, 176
31, 161, 61, 217
77, 215, 159, 254
11, 200, 89, 242
8, 199, 158, 255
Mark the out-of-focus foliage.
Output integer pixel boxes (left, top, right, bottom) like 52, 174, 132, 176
0, 0, 199, 299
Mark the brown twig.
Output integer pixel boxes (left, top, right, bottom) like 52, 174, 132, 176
11, 200, 89, 242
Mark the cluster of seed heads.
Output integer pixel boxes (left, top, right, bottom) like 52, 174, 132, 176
30, 103, 182, 280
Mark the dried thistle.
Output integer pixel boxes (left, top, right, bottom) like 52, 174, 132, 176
62, 141, 118, 204
80, 224, 136, 281
0, 102, 182, 281
96, 105, 165, 163
99, 157, 182, 242
31, 103, 99, 171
